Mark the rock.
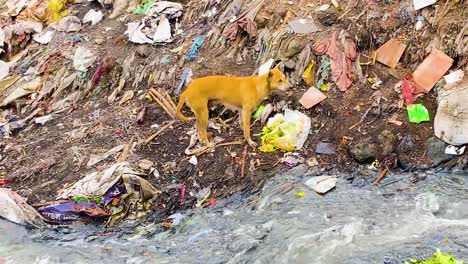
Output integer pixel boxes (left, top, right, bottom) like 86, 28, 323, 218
349, 142, 379, 163
379, 129, 396, 156
349, 130, 396, 163
281, 37, 308, 58
138, 159, 154, 170
427, 137, 454, 166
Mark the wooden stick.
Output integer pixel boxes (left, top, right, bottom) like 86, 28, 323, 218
144, 121, 176, 145
150, 88, 175, 114
149, 92, 175, 119
373, 167, 389, 186
118, 140, 132, 162
240, 144, 248, 178
191, 140, 243, 157
163, 91, 177, 111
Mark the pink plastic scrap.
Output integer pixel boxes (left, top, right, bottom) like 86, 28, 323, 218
316, 32, 356, 92
222, 0, 266, 41
402, 78, 415, 105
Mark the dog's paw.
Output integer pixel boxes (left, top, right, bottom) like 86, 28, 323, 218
247, 139, 257, 147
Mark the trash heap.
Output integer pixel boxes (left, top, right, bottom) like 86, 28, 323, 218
0, 0, 467, 227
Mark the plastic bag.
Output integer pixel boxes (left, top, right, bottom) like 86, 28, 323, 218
48, 0, 72, 22
260, 109, 311, 152
407, 104, 430, 124
16, 0, 73, 23
302, 59, 315, 84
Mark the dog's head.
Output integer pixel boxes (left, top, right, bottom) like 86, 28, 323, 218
267, 66, 290, 91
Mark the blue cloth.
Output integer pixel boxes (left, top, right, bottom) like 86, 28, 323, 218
185, 36, 205, 61
175, 68, 190, 96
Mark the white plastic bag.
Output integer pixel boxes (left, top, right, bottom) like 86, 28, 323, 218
260, 108, 311, 152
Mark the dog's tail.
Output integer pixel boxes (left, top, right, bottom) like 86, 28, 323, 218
176, 91, 193, 122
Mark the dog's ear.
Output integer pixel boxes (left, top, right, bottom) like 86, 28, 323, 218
268, 70, 273, 80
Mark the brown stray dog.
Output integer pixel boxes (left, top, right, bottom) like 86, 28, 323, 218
176, 66, 289, 147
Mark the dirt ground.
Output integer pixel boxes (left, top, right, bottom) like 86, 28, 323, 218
1, 0, 467, 221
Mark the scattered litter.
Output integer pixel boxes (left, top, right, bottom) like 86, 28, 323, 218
35, 115, 52, 125
373, 167, 389, 186
125, 22, 153, 44
412, 48, 453, 93
315, 32, 356, 91
50, 16, 82, 32
388, 117, 403, 126
83, 9, 103, 26
153, 15, 173, 43
299, 87, 326, 109
435, 83, 468, 145
315, 142, 336, 155
375, 39, 406, 68
253, 105, 265, 120
318, 4, 330, 11
404, 249, 462, 264
445, 145, 465, 156
282, 152, 304, 168
0, 189, 45, 227
38, 200, 108, 224
0, 60, 9, 80
315, 57, 331, 90
195, 187, 211, 207
415, 16, 425, 30
125, 1, 183, 44
296, 191, 305, 197
189, 156, 198, 165
402, 78, 415, 105
258, 58, 274, 76
1, 77, 42, 107
302, 60, 315, 84
260, 108, 311, 152
306, 157, 319, 167
222, 0, 265, 41
443, 70, 464, 84
288, 19, 318, 34
87, 144, 126, 167
118, 90, 134, 105
413, 0, 437, 11
73, 47, 96, 72
175, 68, 191, 96
407, 104, 430, 124
33, 31, 54, 44
186, 36, 205, 61
304, 176, 337, 194
56, 162, 159, 226
138, 159, 154, 170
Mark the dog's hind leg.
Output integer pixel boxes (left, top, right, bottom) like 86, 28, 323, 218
192, 100, 211, 146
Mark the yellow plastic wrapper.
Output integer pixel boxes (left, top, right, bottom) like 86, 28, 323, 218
259, 109, 311, 152
16, 0, 73, 24
302, 60, 315, 85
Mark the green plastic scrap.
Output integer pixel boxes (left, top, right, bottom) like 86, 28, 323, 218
253, 105, 265, 120
73, 196, 102, 205
407, 104, 430, 124
134, 0, 155, 14
404, 249, 463, 264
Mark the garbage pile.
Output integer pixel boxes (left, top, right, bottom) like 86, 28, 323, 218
1, 162, 159, 226
0, 0, 467, 228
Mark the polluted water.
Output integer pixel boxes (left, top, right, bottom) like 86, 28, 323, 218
1, 167, 468, 264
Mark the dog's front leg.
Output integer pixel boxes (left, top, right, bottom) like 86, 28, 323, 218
241, 107, 256, 147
